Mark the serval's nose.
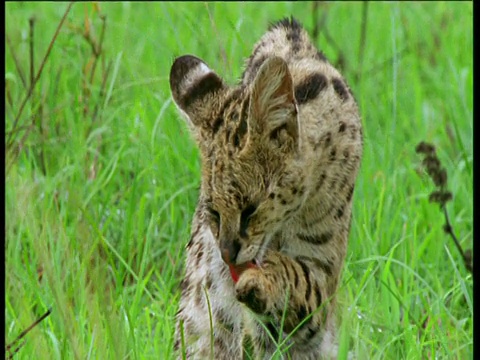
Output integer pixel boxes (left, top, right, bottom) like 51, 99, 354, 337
220, 239, 241, 265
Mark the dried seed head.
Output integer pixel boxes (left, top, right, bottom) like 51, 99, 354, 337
433, 169, 448, 188
429, 190, 453, 206
422, 156, 441, 174
416, 141, 436, 155
429, 190, 444, 204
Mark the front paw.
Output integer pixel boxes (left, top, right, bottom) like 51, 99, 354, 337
235, 269, 271, 314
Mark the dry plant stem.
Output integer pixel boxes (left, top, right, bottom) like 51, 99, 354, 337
29, 17, 35, 87
311, 2, 320, 42
7, 1, 74, 148
356, 44, 410, 79
81, 12, 107, 119
90, 59, 112, 126
5, 339, 26, 360
6, 35, 28, 90
5, 308, 52, 355
356, 2, 369, 82
30, 15, 47, 175
442, 206, 473, 273
85, 14, 109, 180
204, 3, 229, 74
5, 100, 74, 174
5, 82, 16, 116
88, 15, 107, 85
321, 19, 345, 69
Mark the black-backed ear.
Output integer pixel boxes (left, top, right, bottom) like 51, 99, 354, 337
170, 55, 225, 124
248, 56, 298, 148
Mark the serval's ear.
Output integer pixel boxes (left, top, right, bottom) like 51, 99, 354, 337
248, 56, 298, 149
170, 55, 225, 127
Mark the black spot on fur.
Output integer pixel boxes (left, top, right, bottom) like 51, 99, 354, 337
269, 17, 304, 52
195, 283, 203, 305
212, 117, 223, 134
337, 206, 344, 218
237, 285, 266, 314
294, 73, 328, 104
297, 231, 333, 245
266, 322, 279, 340
269, 16, 303, 32
316, 172, 327, 190
306, 326, 318, 340
332, 77, 349, 102
195, 250, 203, 266
339, 122, 347, 133
247, 54, 269, 81
297, 305, 307, 322
269, 123, 288, 141
215, 308, 235, 333
316, 50, 327, 61
293, 267, 299, 288
297, 258, 312, 301
314, 285, 322, 306
298, 255, 334, 277
214, 337, 227, 353
183, 72, 224, 108
233, 116, 248, 148
323, 132, 332, 148
347, 185, 354, 202
180, 277, 189, 292
205, 273, 213, 289
240, 96, 250, 123
287, 29, 302, 52
329, 147, 337, 161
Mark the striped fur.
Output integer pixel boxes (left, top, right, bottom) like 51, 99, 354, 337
170, 17, 362, 359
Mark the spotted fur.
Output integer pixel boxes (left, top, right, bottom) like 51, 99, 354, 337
170, 17, 362, 359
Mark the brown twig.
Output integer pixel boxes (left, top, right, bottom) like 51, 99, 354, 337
5, 308, 52, 357
7, 1, 74, 149
443, 207, 472, 273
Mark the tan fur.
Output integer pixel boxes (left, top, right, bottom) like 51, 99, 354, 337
170, 17, 362, 359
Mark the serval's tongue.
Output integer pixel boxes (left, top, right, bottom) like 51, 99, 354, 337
228, 262, 256, 283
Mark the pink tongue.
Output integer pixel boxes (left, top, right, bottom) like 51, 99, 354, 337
228, 262, 256, 283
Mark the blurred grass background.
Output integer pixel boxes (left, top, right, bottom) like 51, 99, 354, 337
5, 2, 472, 359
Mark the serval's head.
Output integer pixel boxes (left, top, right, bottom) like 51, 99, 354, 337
170, 55, 306, 266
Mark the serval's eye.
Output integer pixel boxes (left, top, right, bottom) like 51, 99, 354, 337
207, 207, 220, 225
241, 204, 257, 222
240, 204, 257, 236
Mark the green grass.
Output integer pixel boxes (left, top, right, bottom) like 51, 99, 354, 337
5, 2, 472, 359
